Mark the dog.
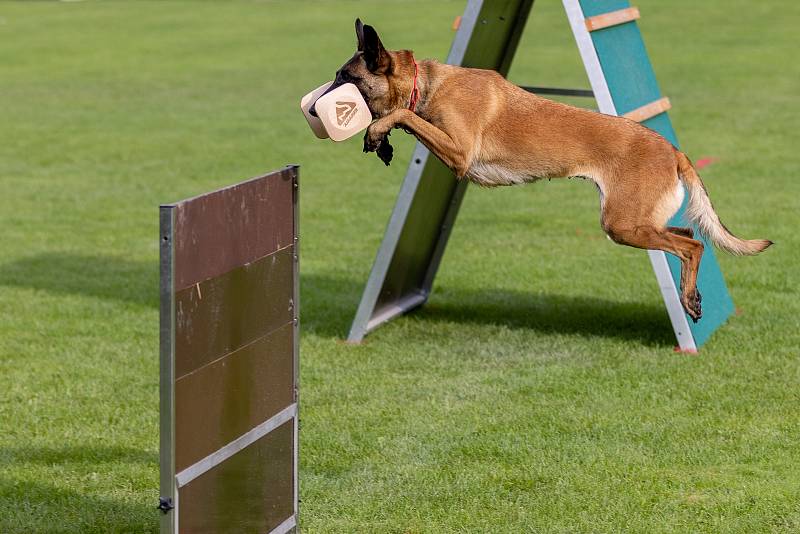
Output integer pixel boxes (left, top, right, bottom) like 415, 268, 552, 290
309, 19, 772, 321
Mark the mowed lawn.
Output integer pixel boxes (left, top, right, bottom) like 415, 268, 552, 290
1, 1, 798, 532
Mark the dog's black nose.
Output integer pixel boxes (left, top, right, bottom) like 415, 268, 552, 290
308, 104, 318, 118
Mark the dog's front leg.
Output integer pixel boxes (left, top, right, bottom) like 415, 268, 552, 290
364, 115, 400, 166
364, 109, 471, 177
363, 117, 395, 166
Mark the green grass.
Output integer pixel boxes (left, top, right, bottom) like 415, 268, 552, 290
1, 1, 799, 532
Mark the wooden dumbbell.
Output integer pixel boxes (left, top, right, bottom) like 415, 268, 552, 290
300, 82, 372, 142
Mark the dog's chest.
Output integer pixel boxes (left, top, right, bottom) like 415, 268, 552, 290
464, 161, 531, 187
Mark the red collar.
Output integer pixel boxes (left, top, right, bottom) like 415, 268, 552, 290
409, 58, 420, 113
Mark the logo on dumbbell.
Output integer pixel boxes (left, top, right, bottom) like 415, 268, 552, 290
336, 101, 358, 127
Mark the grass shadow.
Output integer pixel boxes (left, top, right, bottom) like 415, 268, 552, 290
301, 270, 363, 339
0, 253, 157, 308
0, 477, 157, 534
418, 288, 674, 347
302, 271, 674, 347
0, 444, 158, 533
0, 254, 674, 347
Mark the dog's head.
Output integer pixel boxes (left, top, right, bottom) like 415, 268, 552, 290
309, 19, 412, 119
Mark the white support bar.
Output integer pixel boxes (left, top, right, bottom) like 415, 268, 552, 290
269, 514, 297, 534
175, 403, 298, 488
648, 251, 697, 352
364, 291, 428, 334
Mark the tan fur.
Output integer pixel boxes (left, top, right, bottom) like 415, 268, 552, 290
332, 20, 771, 321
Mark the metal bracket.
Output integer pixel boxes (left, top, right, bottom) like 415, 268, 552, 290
157, 497, 174, 514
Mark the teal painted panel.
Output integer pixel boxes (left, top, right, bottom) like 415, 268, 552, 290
580, 0, 631, 17
579, 0, 734, 347
595, 26, 667, 117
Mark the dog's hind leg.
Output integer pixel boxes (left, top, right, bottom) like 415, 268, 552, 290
667, 226, 694, 239
597, 165, 706, 319
665, 224, 701, 312
603, 221, 705, 321
665, 226, 701, 312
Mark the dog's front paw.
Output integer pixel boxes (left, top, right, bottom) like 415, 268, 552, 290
363, 132, 379, 153
376, 135, 393, 166
363, 121, 390, 153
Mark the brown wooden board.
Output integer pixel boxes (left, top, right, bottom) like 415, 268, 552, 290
160, 166, 298, 534
174, 246, 294, 379
178, 421, 295, 534
172, 167, 295, 292
175, 323, 294, 472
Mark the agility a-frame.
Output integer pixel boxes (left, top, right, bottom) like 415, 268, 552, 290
348, 0, 734, 351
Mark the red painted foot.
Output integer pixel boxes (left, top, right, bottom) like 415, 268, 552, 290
674, 345, 698, 354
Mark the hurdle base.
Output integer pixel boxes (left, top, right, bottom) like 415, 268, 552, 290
674, 345, 699, 355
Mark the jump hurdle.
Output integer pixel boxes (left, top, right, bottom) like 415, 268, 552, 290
159, 166, 299, 533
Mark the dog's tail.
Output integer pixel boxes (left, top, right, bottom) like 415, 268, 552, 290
676, 150, 772, 256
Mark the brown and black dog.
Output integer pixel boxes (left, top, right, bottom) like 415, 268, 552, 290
309, 19, 771, 321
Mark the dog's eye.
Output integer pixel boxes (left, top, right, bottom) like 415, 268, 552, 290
338, 70, 359, 83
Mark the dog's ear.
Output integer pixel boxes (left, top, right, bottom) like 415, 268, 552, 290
361, 24, 391, 74
355, 18, 365, 51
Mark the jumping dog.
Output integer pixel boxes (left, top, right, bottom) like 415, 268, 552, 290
309, 20, 772, 321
